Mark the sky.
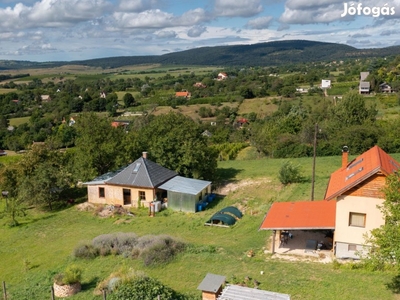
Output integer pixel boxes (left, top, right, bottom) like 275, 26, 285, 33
0, 0, 400, 62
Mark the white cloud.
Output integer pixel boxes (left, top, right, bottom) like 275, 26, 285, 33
0, 0, 112, 29
213, 0, 263, 17
187, 25, 207, 37
156, 30, 177, 39
280, 2, 346, 24
113, 8, 209, 29
113, 9, 174, 28
117, 0, 162, 12
246, 16, 273, 29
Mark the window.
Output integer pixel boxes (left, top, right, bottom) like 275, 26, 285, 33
139, 191, 146, 201
348, 244, 357, 251
349, 212, 366, 227
99, 187, 105, 198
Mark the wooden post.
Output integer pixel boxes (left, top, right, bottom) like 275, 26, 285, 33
103, 289, 107, 300
311, 123, 318, 201
271, 230, 276, 254
2, 281, 7, 300
50, 286, 55, 300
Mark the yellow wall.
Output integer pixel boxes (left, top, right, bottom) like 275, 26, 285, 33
335, 195, 385, 245
87, 184, 155, 207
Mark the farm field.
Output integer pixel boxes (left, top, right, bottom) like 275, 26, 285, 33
1, 154, 400, 299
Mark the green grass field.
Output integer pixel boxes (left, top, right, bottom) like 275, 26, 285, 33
9, 116, 30, 127
0, 88, 17, 94
1, 155, 400, 299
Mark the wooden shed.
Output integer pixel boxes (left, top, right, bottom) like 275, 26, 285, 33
197, 273, 226, 300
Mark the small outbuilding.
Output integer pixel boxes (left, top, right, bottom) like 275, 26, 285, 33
197, 273, 226, 300
158, 176, 211, 213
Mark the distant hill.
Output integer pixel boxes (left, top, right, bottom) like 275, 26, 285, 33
1, 40, 400, 70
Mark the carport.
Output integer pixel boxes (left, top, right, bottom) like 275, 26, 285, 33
259, 200, 336, 254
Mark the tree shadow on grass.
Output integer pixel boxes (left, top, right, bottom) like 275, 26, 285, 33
386, 273, 400, 294
81, 276, 100, 292
215, 167, 242, 182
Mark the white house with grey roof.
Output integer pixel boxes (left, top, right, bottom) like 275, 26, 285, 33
84, 152, 212, 212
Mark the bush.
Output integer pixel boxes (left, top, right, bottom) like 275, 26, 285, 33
72, 242, 99, 259
139, 235, 185, 266
54, 265, 82, 285
73, 233, 185, 266
278, 161, 304, 185
108, 275, 181, 300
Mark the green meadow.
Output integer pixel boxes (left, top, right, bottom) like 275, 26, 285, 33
1, 154, 399, 299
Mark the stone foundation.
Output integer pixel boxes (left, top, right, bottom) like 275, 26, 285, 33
53, 282, 81, 298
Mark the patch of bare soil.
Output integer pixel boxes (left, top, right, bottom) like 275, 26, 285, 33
76, 202, 135, 219
215, 178, 272, 196
76, 202, 96, 212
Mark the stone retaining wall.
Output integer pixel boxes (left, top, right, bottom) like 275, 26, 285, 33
53, 282, 81, 298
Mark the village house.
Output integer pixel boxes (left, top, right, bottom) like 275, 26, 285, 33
379, 82, 392, 93
193, 82, 207, 88
41, 95, 51, 102
359, 72, 370, 94
260, 145, 400, 259
84, 152, 212, 213
321, 79, 331, 89
175, 91, 191, 99
217, 72, 228, 80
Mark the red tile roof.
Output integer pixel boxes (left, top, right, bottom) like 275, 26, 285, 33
259, 200, 336, 230
324, 146, 400, 200
175, 91, 190, 97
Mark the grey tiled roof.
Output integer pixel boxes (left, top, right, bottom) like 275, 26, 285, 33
197, 273, 226, 293
106, 157, 177, 188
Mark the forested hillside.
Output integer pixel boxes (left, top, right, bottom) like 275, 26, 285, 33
2, 40, 400, 70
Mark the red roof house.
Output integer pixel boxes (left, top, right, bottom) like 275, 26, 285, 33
259, 200, 336, 231
260, 145, 400, 259
175, 91, 191, 99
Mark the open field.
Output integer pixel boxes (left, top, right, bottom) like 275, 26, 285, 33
0, 88, 17, 94
1, 154, 400, 299
9, 116, 30, 127
0, 64, 218, 84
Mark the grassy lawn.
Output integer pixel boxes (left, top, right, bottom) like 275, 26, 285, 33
238, 97, 278, 118
1, 155, 400, 299
9, 116, 30, 127
0, 88, 17, 94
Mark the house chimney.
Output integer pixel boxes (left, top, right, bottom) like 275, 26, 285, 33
142, 151, 148, 159
342, 146, 349, 168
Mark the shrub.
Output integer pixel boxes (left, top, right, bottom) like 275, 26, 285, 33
54, 265, 82, 285
139, 235, 186, 266
108, 275, 181, 300
278, 161, 304, 185
72, 242, 99, 259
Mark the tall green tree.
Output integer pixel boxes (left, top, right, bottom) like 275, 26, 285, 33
123, 93, 135, 108
73, 112, 126, 181
366, 172, 400, 270
137, 112, 218, 180
17, 143, 72, 210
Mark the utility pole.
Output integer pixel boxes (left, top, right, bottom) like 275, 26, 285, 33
311, 123, 318, 201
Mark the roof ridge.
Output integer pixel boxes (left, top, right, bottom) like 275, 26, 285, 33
140, 157, 153, 186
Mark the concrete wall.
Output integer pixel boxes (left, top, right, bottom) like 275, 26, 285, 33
335, 242, 370, 259
334, 195, 384, 258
